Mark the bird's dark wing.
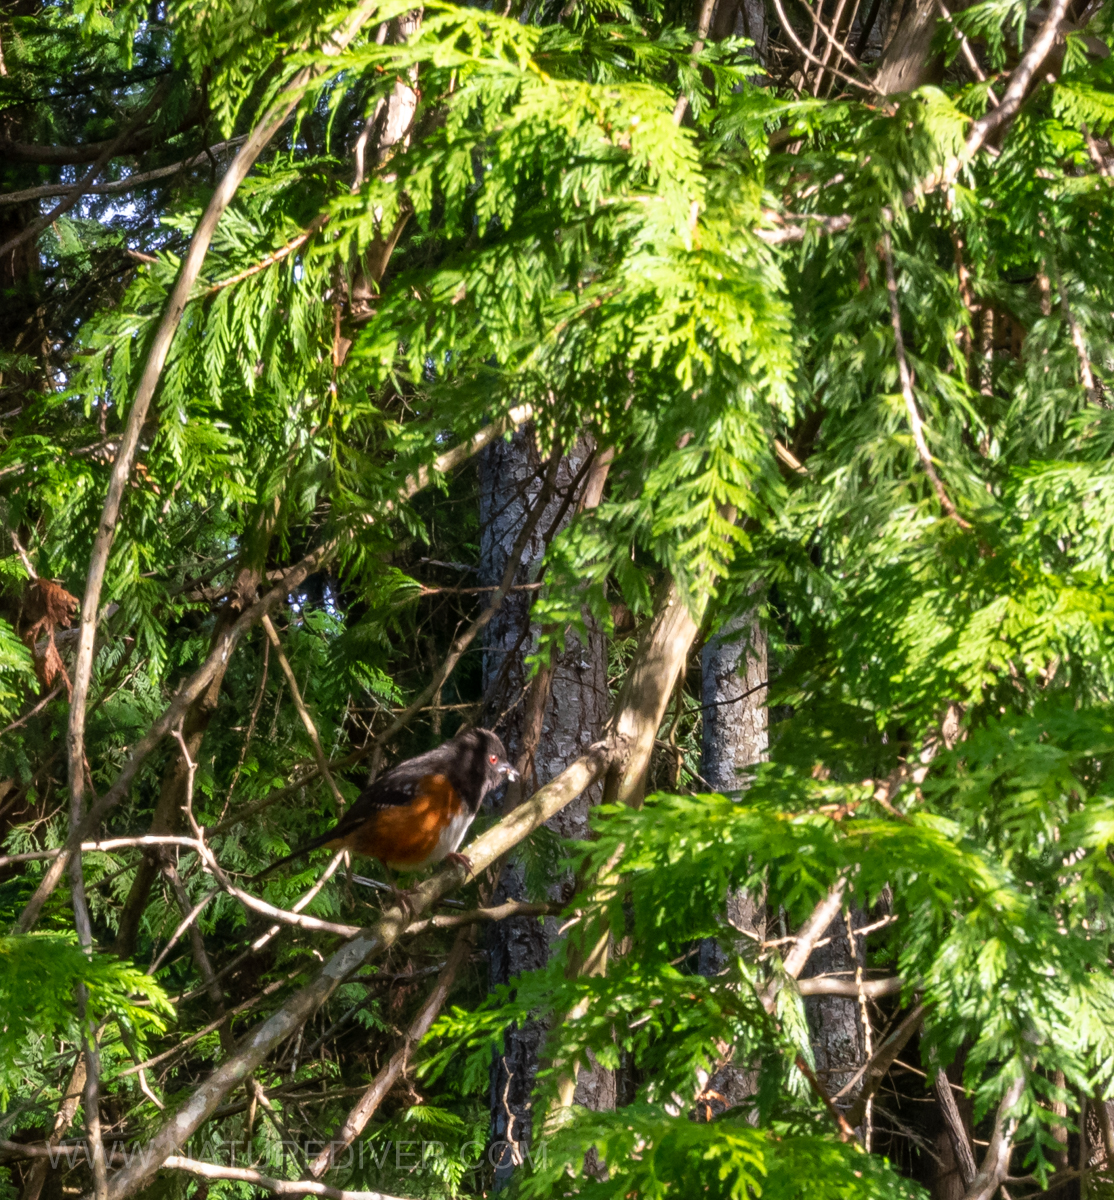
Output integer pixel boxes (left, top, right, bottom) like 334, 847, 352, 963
317, 761, 436, 844
252, 740, 459, 880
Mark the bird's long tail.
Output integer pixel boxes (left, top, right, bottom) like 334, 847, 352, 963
252, 832, 336, 882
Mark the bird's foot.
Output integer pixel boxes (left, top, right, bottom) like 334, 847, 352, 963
444, 851, 474, 878
384, 884, 417, 919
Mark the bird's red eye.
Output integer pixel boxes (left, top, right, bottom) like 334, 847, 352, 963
489, 754, 498, 764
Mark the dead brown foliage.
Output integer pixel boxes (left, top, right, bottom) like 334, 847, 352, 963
22, 578, 79, 695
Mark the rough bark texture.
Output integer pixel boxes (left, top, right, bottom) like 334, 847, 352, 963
801, 912, 866, 1108
700, 606, 768, 795
479, 428, 612, 1187
872, 0, 942, 94
696, 605, 767, 1113
701, 615, 868, 1123
930, 1059, 975, 1200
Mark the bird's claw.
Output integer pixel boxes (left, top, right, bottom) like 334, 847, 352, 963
445, 851, 474, 878
387, 885, 417, 918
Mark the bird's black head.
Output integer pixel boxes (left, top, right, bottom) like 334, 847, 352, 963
453, 727, 517, 808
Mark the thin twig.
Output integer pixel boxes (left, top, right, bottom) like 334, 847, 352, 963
148, 889, 217, 974
218, 636, 269, 826
13, 403, 534, 934
0, 682, 64, 738
0, 139, 247, 205
309, 927, 476, 1177
174, 853, 348, 1004
261, 614, 347, 813
207, 213, 329, 293
881, 232, 972, 528
942, 0, 1071, 184
935, 0, 997, 102
119, 966, 309, 1077
769, 0, 881, 95
1051, 255, 1099, 402
841, 1004, 926, 1121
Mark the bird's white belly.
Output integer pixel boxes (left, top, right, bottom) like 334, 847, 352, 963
414, 808, 474, 870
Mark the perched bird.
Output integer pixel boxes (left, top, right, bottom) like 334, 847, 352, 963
255, 728, 517, 882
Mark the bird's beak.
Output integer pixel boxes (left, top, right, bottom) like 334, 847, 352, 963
502, 763, 520, 781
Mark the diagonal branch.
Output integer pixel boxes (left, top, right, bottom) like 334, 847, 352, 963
208, 213, 330, 293
95, 742, 611, 1200
308, 927, 476, 1177
261, 614, 346, 812
843, 1004, 926, 1128
881, 232, 972, 529
937, 1057, 978, 1188
0, 140, 248, 206
942, 0, 1071, 184
158, 1158, 411, 1200
57, 0, 385, 959
13, 403, 533, 935
0, 81, 170, 261
962, 1074, 1025, 1200
760, 877, 849, 1014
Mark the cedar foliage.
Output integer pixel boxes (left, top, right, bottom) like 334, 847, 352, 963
1, 0, 1114, 1196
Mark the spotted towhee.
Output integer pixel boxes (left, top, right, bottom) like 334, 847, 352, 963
256, 728, 517, 880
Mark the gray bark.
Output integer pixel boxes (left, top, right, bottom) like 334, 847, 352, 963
696, 605, 768, 1113
480, 428, 611, 1187
872, 0, 942, 94
801, 912, 866, 1110
701, 607, 768, 794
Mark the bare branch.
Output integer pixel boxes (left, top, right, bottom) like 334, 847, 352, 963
148, 889, 217, 975
937, 1058, 978, 1188
0, 140, 247, 205
13, 403, 533, 934
796, 975, 903, 998
0, 836, 209, 870
159, 1157, 413, 1200
962, 1074, 1026, 1200
761, 877, 848, 1012
936, 0, 998, 102
843, 1004, 927, 1126
769, 0, 881, 95
943, 0, 1071, 184
756, 213, 854, 245
309, 927, 476, 1177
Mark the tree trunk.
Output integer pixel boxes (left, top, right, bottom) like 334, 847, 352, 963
480, 428, 612, 1188
695, 603, 767, 1115
801, 911, 866, 1113
872, 0, 942, 94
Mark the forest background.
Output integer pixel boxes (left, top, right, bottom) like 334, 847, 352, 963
1, 0, 1113, 1197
